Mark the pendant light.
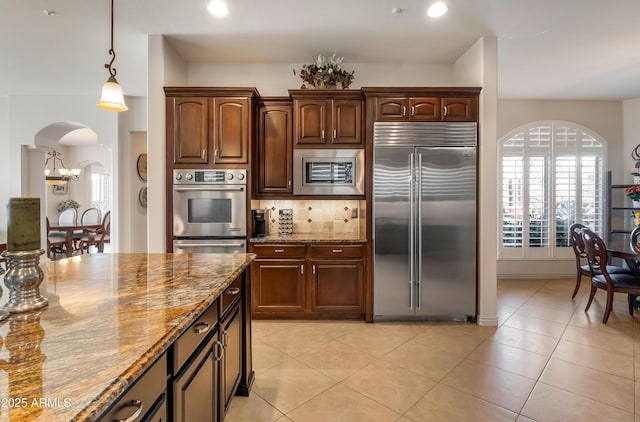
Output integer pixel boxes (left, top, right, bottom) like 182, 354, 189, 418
44, 150, 81, 185
97, 0, 127, 111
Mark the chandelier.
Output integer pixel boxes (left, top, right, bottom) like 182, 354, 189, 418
44, 150, 81, 185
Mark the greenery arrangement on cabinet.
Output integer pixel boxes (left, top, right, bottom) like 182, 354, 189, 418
294, 53, 355, 89
57, 199, 79, 212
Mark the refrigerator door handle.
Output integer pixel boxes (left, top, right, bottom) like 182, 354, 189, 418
417, 152, 423, 310
409, 152, 415, 310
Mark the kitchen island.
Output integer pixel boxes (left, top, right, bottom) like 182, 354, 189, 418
0, 252, 254, 421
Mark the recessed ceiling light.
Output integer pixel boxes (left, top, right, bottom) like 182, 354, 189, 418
391, 7, 404, 14
427, 1, 448, 18
207, 0, 229, 17
43, 9, 56, 16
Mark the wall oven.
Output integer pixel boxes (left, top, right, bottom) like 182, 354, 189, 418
172, 169, 247, 253
293, 149, 365, 195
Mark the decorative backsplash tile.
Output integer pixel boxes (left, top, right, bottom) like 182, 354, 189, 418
256, 200, 365, 235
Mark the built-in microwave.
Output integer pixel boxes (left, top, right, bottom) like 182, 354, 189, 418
293, 149, 364, 195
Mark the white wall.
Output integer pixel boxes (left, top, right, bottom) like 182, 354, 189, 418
0, 97, 9, 242
623, 99, 640, 184
497, 99, 624, 278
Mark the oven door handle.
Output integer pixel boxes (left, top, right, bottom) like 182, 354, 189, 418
176, 242, 246, 248
173, 186, 245, 192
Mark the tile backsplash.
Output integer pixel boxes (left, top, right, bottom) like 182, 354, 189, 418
252, 200, 366, 236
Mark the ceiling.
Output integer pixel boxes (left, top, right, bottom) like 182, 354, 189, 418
2, 0, 640, 100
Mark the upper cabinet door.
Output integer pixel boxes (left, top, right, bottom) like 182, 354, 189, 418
375, 97, 409, 121
169, 97, 210, 165
409, 97, 441, 121
442, 97, 477, 121
257, 104, 293, 195
213, 97, 250, 164
331, 99, 362, 145
294, 99, 327, 145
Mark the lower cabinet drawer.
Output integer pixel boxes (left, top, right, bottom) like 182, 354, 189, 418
253, 244, 306, 258
221, 276, 242, 317
173, 300, 219, 372
99, 353, 167, 421
310, 244, 364, 259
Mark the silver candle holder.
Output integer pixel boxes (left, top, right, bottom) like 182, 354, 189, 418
1, 249, 48, 313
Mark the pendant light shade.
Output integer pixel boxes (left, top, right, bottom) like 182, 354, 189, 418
97, 0, 127, 112
98, 76, 127, 111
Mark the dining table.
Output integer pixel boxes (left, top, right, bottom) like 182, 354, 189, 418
607, 239, 640, 275
48, 223, 103, 258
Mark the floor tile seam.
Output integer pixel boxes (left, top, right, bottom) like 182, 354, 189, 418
274, 380, 338, 417
558, 334, 636, 357
501, 321, 566, 340
549, 342, 635, 378
289, 353, 372, 384
488, 332, 560, 357
535, 379, 635, 414
432, 379, 523, 417
507, 303, 575, 415
335, 378, 421, 417
247, 389, 286, 420
461, 354, 544, 382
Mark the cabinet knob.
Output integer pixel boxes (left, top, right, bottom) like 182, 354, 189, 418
300, 264, 304, 274
114, 400, 143, 422
312, 264, 316, 274
333, 129, 337, 139
321, 130, 325, 140
201, 149, 206, 160
411, 105, 415, 117
402, 106, 406, 117
444, 105, 448, 117
222, 331, 229, 347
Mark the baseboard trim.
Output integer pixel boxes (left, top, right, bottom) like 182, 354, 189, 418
476, 316, 498, 326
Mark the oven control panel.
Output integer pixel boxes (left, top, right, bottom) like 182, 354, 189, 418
174, 169, 246, 185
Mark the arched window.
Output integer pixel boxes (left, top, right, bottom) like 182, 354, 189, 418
499, 120, 605, 259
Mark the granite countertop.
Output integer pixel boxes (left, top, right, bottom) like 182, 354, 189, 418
250, 233, 367, 243
0, 252, 254, 421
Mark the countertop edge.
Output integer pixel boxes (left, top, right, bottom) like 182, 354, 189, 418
74, 256, 255, 421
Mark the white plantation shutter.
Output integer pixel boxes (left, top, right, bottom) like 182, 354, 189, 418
499, 121, 605, 259
91, 166, 112, 213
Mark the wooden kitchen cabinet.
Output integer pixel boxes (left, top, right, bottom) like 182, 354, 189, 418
250, 242, 366, 319
167, 96, 210, 165
219, 277, 244, 419
290, 90, 363, 147
165, 87, 258, 168
172, 300, 221, 422
310, 245, 365, 313
101, 353, 168, 422
256, 102, 293, 196
364, 87, 481, 123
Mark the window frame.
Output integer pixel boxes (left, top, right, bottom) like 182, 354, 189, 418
498, 120, 607, 260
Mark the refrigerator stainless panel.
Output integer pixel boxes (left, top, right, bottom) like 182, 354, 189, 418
374, 122, 477, 147
373, 146, 414, 317
416, 147, 477, 317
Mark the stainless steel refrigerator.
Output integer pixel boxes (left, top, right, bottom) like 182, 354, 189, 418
373, 122, 477, 321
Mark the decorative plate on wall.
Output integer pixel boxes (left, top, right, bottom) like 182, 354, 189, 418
138, 186, 148, 208
136, 153, 148, 182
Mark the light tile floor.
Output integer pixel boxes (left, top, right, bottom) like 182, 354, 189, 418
225, 278, 640, 421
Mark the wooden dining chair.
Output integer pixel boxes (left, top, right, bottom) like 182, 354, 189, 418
78, 211, 110, 254
46, 217, 68, 259
569, 223, 630, 299
73, 208, 102, 249
583, 228, 640, 323
57, 208, 77, 226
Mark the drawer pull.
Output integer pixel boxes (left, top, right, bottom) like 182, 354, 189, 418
227, 287, 241, 295
193, 322, 210, 334
222, 331, 229, 347
214, 340, 224, 362
274, 249, 285, 253
114, 399, 143, 422
332, 249, 343, 253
